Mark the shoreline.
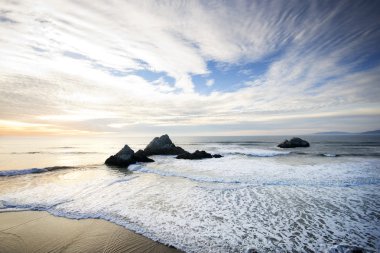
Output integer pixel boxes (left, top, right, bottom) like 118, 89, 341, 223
0, 210, 183, 253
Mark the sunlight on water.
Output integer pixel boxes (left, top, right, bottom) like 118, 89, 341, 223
0, 135, 380, 252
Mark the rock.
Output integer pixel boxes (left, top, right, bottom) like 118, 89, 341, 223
245, 249, 258, 253
176, 150, 214, 160
134, 149, 154, 163
328, 245, 365, 253
105, 134, 221, 167
277, 137, 310, 148
105, 145, 136, 167
105, 145, 154, 168
144, 134, 186, 156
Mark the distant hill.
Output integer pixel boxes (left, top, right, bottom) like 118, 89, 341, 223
361, 130, 380, 135
314, 130, 380, 135
315, 131, 350, 135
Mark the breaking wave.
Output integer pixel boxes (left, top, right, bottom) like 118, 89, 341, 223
0, 166, 79, 177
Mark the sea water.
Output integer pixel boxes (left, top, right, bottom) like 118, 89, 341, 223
0, 135, 379, 252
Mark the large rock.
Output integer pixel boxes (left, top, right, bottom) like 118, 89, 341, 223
144, 134, 186, 156
277, 137, 310, 148
134, 149, 154, 163
105, 145, 154, 167
105, 145, 136, 167
176, 150, 223, 160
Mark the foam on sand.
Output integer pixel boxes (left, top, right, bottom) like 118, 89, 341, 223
0, 159, 379, 252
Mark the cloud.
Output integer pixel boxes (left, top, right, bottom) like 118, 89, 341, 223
0, 0, 379, 135
205, 79, 214, 87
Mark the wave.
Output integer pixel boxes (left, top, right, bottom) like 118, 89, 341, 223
0, 202, 374, 253
1, 157, 379, 253
128, 164, 380, 187
1, 179, 378, 253
0, 201, 174, 251
209, 147, 378, 158
106, 175, 140, 186
208, 141, 275, 146
10, 151, 101, 155
0, 166, 79, 177
0, 168, 48, 176
218, 148, 290, 157
129, 164, 243, 184
291, 152, 380, 158
339, 153, 380, 157
321, 153, 338, 157
316, 153, 380, 158
239, 151, 290, 157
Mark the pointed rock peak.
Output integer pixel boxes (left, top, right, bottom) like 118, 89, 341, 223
146, 134, 174, 149
116, 145, 134, 157
144, 134, 186, 155
105, 144, 135, 168
158, 134, 173, 144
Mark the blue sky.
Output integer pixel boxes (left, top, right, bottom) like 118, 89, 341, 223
0, 0, 379, 136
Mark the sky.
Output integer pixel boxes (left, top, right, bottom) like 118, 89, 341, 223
0, 0, 380, 136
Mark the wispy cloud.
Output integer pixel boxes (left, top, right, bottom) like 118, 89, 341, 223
205, 79, 214, 87
0, 0, 379, 135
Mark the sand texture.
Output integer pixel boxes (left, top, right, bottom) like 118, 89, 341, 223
0, 211, 182, 253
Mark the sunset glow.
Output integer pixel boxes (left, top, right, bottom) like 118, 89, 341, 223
1, 0, 379, 136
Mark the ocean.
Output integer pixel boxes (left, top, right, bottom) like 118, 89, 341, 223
0, 135, 379, 252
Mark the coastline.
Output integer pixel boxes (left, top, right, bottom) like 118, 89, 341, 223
0, 210, 183, 253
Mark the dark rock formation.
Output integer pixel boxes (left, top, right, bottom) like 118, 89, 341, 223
277, 137, 310, 148
105, 146, 154, 167
105, 145, 136, 167
134, 149, 154, 163
328, 245, 364, 253
144, 134, 186, 156
105, 134, 223, 167
176, 150, 223, 160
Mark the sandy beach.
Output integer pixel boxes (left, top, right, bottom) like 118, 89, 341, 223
0, 210, 182, 253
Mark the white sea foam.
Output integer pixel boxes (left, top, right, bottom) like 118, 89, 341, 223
232, 149, 290, 157
1, 156, 380, 252
323, 153, 337, 157
200, 145, 291, 157
131, 156, 380, 187
1, 137, 380, 252
1, 174, 379, 252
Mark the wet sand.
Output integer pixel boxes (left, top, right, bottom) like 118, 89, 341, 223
0, 211, 182, 253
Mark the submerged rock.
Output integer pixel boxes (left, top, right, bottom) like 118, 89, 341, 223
176, 150, 212, 160
134, 149, 154, 163
144, 134, 186, 156
176, 150, 223, 160
105, 145, 136, 167
277, 137, 310, 148
328, 245, 365, 253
